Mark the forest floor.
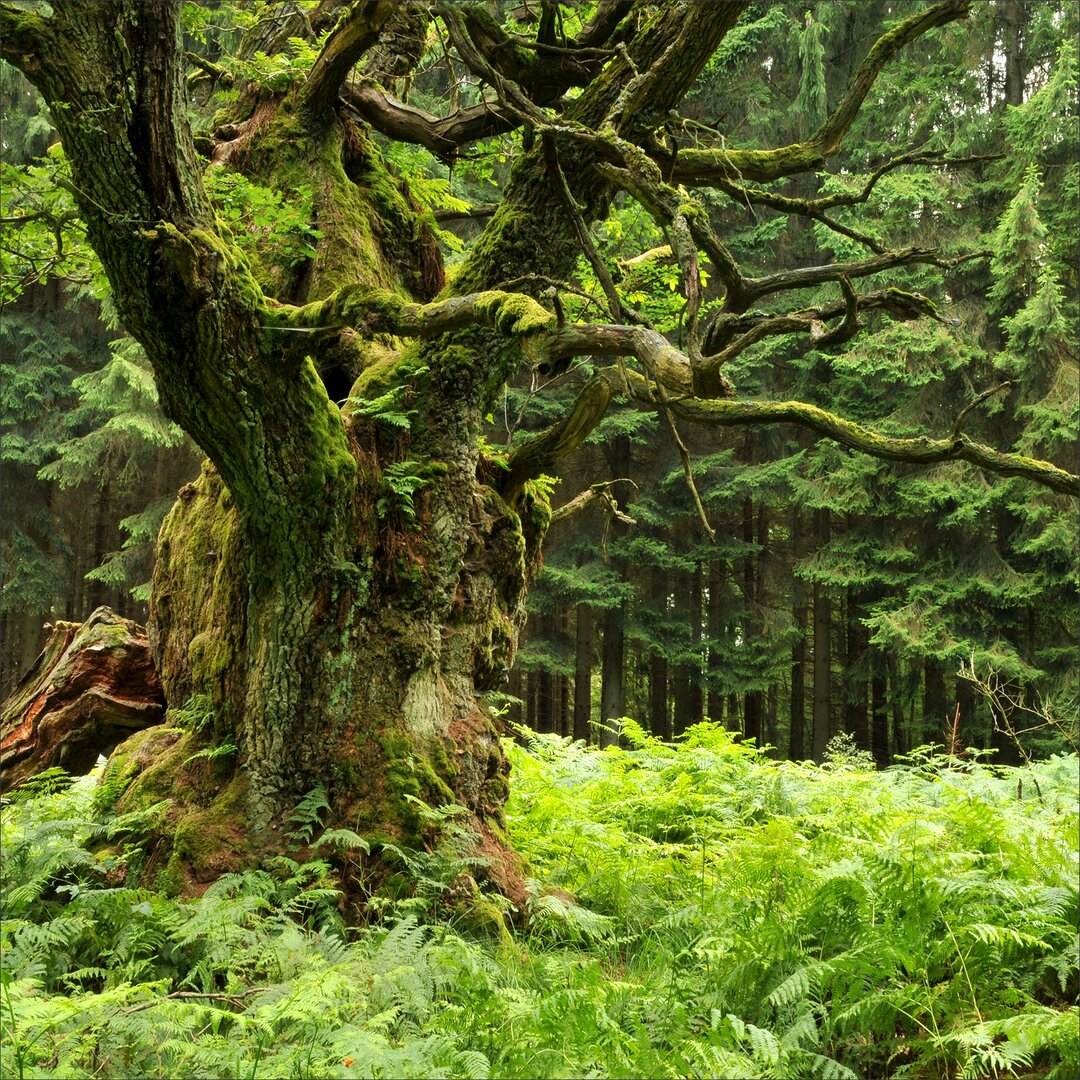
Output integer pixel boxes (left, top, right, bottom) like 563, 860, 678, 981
2, 725, 1077, 1079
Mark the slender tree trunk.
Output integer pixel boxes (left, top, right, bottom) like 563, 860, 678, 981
537, 664, 554, 734
600, 436, 630, 748
887, 653, 906, 762
600, 606, 624, 748
557, 673, 570, 737
649, 649, 669, 740
688, 561, 704, 729
789, 512, 807, 760
811, 509, 832, 760
648, 565, 670, 738
845, 589, 870, 750
923, 658, 946, 745
743, 497, 762, 743
871, 649, 890, 768
506, 664, 523, 727
765, 683, 779, 753
707, 560, 725, 727
1002, 0, 1025, 106
573, 605, 593, 742
673, 568, 693, 738
526, 668, 538, 731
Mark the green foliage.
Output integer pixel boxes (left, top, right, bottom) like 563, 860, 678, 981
794, 8, 829, 131
2, 736, 1075, 1079
377, 459, 447, 523
348, 365, 430, 429
285, 785, 332, 847
204, 170, 322, 276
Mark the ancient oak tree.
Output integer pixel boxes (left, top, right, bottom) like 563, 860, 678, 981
3, 0, 1075, 903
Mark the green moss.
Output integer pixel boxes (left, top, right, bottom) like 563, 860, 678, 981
153, 463, 245, 717
472, 291, 555, 337
361, 730, 458, 846
111, 727, 192, 814
344, 356, 398, 405
171, 777, 252, 881
454, 885, 514, 947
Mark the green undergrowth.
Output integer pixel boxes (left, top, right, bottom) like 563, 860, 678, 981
1, 728, 1077, 1079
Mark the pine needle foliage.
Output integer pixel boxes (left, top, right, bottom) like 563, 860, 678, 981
1, 735, 1076, 1079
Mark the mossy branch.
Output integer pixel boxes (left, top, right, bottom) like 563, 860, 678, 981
499, 376, 615, 501
298, 0, 399, 121
616, 370, 1078, 498
670, 0, 972, 185
266, 286, 557, 343
0, 2, 51, 66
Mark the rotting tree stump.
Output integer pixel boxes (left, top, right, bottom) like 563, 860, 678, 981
1, 607, 165, 792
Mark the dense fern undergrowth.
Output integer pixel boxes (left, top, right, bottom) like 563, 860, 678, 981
2, 726, 1077, 1080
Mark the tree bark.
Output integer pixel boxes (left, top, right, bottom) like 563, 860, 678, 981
789, 512, 807, 760
707, 559, 726, 728
600, 435, 631, 747
923, 658, 947, 746
811, 509, 832, 760
845, 588, 870, 750
573, 604, 593, 742
871, 649, 890, 768
742, 496, 762, 743
599, 604, 624, 748
688, 561, 704, 730
887, 653, 907, 761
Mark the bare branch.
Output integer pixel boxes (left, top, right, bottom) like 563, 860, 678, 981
656, 380, 716, 541
952, 382, 1012, 440
742, 247, 963, 308
550, 480, 638, 525
541, 131, 623, 322
340, 82, 521, 159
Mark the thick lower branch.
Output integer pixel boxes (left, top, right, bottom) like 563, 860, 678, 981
341, 82, 521, 158
267, 286, 556, 343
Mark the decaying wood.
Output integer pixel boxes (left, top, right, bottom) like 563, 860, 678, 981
1, 607, 165, 792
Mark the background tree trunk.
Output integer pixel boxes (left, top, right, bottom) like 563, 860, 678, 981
811, 509, 832, 760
